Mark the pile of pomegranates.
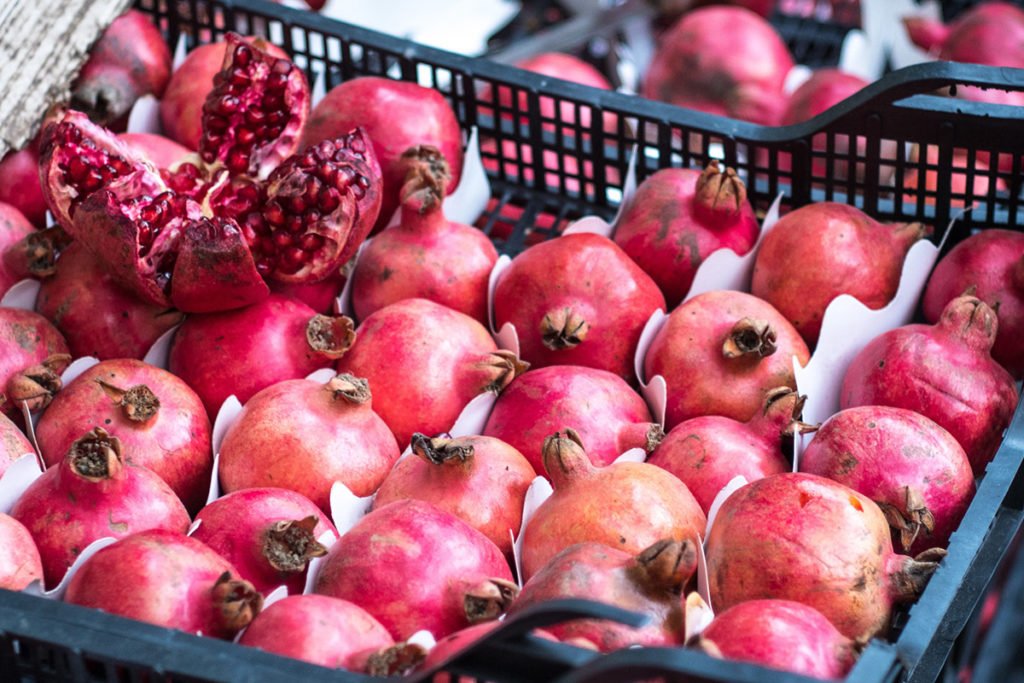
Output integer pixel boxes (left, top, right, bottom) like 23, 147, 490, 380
0, 7, 1020, 683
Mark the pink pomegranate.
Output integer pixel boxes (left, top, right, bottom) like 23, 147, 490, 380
11, 428, 190, 586
351, 146, 498, 323
36, 242, 184, 360
698, 600, 857, 678
373, 434, 535, 556
801, 406, 975, 555
302, 77, 464, 232
751, 203, 927, 346
0, 145, 47, 227
612, 162, 760, 308
644, 290, 810, 429
337, 298, 525, 449
706, 472, 946, 640
643, 7, 794, 125
240, 595, 424, 674
168, 294, 354, 416
0, 202, 40, 295
65, 529, 262, 639
218, 374, 400, 511
841, 294, 1019, 476
647, 387, 803, 514
119, 133, 191, 170
923, 230, 1024, 378
0, 513, 43, 590
509, 539, 694, 651
0, 307, 70, 421
192, 488, 338, 595
493, 232, 665, 380
521, 430, 706, 581
0, 412, 33, 478
314, 499, 517, 640
483, 364, 662, 473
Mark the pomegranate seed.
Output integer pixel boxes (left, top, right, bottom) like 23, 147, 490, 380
300, 234, 324, 251
279, 248, 306, 273
287, 196, 306, 214
246, 108, 266, 125
348, 135, 366, 154
259, 235, 278, 254
318, 163, 336, 183
81, 169, 104, 192
206, 116, 228, 133
274, 232, 294, 249
299, 154, 316, 169
227, 148, 250, 174
265, 204, 286, 226
234, 44, 252, 67
68, 158, 89, 182
304, 177, 321, 200
230, 68, 251, 87
286, 215, 305, 233
316, 141, 336, 158
246, 213, 269, 235
304, 209, 321, 224
256, 261, 274, 276
140, 204, 161, 223
137, 221, 153, 247
201, 150, 216, 163
237, 127, 256, 145
318, 188, 341, 213
272, 60, 293, 75
352, 183, 366, 200
267, 73, 289, 91
111, 158, 131, 174
100, 164, 117, 180
264, 96, 285, 113
216, 96, 240, 115
267, 111, 287, 126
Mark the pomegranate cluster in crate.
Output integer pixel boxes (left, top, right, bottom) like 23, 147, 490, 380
0, 11, 1022, 683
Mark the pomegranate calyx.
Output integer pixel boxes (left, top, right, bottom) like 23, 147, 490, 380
6, 353, 72, 412
645, 423, 666, 453
463, 578, 520, 623
212, 571, 263, 632
541, 428, 596, 487
760, 388, 818, 438
398, 144, 451, 214
262, 515, 328, 572
888, 549, 946, 603
877, 486, 937, 552
410, 433, 475, 465
480, 350, 530, 393
95, 380, 161, 423
541, 307, 589, 351
364, 642, 427, 677
3, 228, 66, 279
937, 295, 998, 350
326, 373, 371, 404
305, 314, 355, 359
630, 539, 697, 592
695, 160, 746, 216
722, 318, 777, 359
69, 427, 124, 482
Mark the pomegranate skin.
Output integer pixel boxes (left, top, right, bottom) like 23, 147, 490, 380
36, 359, 212, 512
372, 434, 534, 556
483, 365, 662, 473
841, 295, 1019, 476
521, 431, 706, 581
706, 472, 945, 641
302, 77, 464, 232
118, 133, 191, 169
11, 428, 190, 587
0, 307, 70, 422
192, 488, 338, 596
65, 529, 262, 639
493, 232, 665, 380
699, 600, 857, 678
314, 499, 516, 641
0, 146, 47, 228
0, 203, 39, 295
642, 7, 794, 125
0, 412, 33, 478
782, 69, 867, 124
922, 229, 1024, 379
644, 290, 810, 429
751, 203, 927, 346
337, 298, 524, 450
269, 272, 346, 314
801, 406, 975, 556
36, 243, 184, 361
219, 375, 400, 511
0, 513, 43, 590
612, 163, 760, 308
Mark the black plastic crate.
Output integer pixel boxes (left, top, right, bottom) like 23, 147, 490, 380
1, 0, 1023, 681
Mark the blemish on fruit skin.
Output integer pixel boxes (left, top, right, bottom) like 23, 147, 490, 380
849, 496, 863, 512
798, 492, 811, 507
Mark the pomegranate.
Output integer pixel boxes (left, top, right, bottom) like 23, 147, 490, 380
218, 374, 400, 511
119, 133, 191, 170
642, 7, 795, 126
493, 232, 665, 380
373, 434, 535, 556
11, 428, 190, 586
520, 430, 706, 581
706, 472, 946, 640
314, 499, 517, 640
644, 290, 810, 429
70, 10, 172, 127
751, 203, 927, 346
191, 488, 338, 595
841, 294, 1019, 476
36, 243, 184, 360
612, 162, 760, 308
0, 513, 43, 590
350, 146, 498, 324
902, 146, 1001, 208
0, 145, 47, 227
508, 539, 694, 651
801, 406, 975, 555
0, 307, 70, 421
647, 387, 803, 514
302, 76, 464, 232
0, 412, 33, 478
505, 53, 615, 132
35, 359, 213, 511
337, 298, 526, 449
239, 595, 424, 674
0, 202, 41, 295
168, 294, 353, 416
483, 364, 661, 473
697, 600, 857, 678
269, 270, 346, 313
923, 230, 1024, 379
65, 529, 262, 639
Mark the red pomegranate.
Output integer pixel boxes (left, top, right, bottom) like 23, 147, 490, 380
168, 294, 354, 416
65, 529, 262, 639
0, 513, 43, 590
483, 364, 662, 473
841, 294, 1019, 476
302, 77, 464, 232
218, 374, 400, 511
314, 499, 517, 641
0, 145, 47, 227
644, 290, 810, 429
706, 472, 946, 640
337, 298, 526, 449
11, 428, 190, 586
520, 430, 706, 581
269, 270, 346, 314
0, 307, 70, 421
36, 359, 212, 511
192, 488, 338, 595
118, 133, 191, 170
0, 412, 33, 478
0, 202, 41, 295
922, 229, 1024, 378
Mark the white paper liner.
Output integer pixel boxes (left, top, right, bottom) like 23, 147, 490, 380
60, 357, 100, 386
302, 529, 340, 595
407, 630, 437, 652
704, 476, 750, 539
695, 534, 712, 610
23, 537, 117, 601
311, 68, 328, 109
126, 95, 163, 136
0, 279, 40, 310
329, 480, 374, 536
142, 324, 181, 370
683, 592, 715, 643
784, 65, 814, 95
0, 454, 44, 514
